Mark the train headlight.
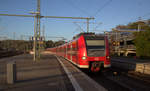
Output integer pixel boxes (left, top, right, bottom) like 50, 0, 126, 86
106, 56, 110, 59
82, 56, 87, 60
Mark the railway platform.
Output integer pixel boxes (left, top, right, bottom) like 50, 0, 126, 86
111, 57, 150, 75
0, 53, 106, 91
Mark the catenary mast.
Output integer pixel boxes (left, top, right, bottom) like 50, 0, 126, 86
0, 0, 94, 61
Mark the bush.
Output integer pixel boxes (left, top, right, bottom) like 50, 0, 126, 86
134, 29, 150, 57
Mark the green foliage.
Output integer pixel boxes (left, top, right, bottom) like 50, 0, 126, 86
45, 40, 54, 48
0, 39, 66, 52
0, 40, 33, 52
45, 40, 65, 48
116, 21, 150, 30
54, 40, 65, 46
128, 21, 150, 30
116, 19, 150, 57
134, 28, 150, 57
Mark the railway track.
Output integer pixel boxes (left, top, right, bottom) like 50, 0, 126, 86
81, 67, 150, 91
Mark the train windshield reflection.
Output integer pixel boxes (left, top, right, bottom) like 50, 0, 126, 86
86, 40, 105, 56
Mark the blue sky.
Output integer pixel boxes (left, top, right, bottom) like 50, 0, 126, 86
0, 0, 150, 41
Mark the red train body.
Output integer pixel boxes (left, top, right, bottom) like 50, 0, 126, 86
48, 33, 111, 72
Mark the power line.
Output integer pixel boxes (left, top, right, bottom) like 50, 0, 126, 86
119, 12, 150, 25
0, 0, 94, 61
141, 12, 150, 18
93, 22, 102, 31
73, 22, 84, 32
63, 0, 91, 16
93, 0, 113, 17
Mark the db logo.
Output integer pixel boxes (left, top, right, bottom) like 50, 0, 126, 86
95, 57, 99, 60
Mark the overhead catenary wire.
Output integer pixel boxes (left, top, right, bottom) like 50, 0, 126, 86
93, 0, 113, 17
111, 0, 150, 26
93, 22, 102, 31
63, 0, 113, 18
119, 12, 150, 26
130, 12, 150, 23
91, 0, 112, 32
141, 12, 150, 18
63, 0, 92, 16
62, 0, 113, 33
73, 22, 84, 32
0, 0, 94, 61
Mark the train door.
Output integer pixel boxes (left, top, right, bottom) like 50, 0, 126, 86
65, 44, 67, 58
63, 46, 65, 57
72, 41, 76, 64
67, 44, 70, 59
75, 40, 79, 65
70, 43, 72, 61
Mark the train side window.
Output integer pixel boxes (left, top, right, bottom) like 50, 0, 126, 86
72, 44, 75, 51
67, 45, 70, 51
75, 41, 78, 51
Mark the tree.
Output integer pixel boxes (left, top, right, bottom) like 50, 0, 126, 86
54, 40, 65, 46
45, 40, 54, 48
115, 19, 150, 57
128, 21, 150, 30
0, 40, 33, 52
134, 29, 150, 57
116, 21, 150, 30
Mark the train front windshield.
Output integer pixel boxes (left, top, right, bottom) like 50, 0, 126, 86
86, 40, 105, 57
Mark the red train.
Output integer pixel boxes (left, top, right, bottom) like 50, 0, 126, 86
48, 33, 111, 72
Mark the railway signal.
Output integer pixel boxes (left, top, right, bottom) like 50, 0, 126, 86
0, 0, 94, 61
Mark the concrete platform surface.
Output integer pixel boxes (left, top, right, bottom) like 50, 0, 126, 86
0, 54, 74, 91
0, 54, 107, 91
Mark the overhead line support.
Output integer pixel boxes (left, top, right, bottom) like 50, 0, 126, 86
0, 0, 94, 61
43, 16, 94, 20
0, 14, 34, 17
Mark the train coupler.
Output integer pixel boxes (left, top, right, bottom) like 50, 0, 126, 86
90, 62, 101, 72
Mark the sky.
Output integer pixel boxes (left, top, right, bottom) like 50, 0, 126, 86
0, 0, 150, 41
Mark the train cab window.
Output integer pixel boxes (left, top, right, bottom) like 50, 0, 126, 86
86, 40, 105, 49
86, 40, 105, 57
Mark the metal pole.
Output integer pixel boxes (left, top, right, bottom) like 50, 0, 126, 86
36, 15, 39, 60
87, 19, 89, 32
42, 25, 45, 50
37, 0, 41, 60
0, 0, 94, 61
138, 23, 141, 32
43, 25, 45, 39
33, 16, 36, 61
115, 32, 117, 53
138, 17, 141, 32
37, 0, 40, 12
38, 16, 41, 59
